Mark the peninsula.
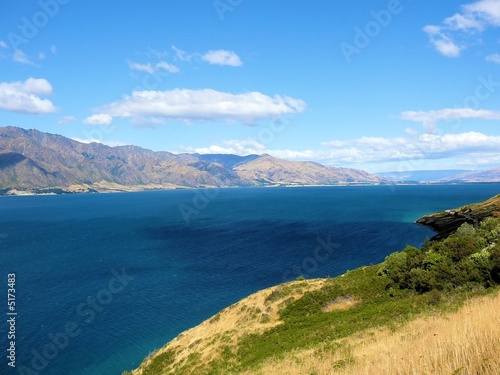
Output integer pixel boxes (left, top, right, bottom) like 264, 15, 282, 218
125, 194, 500, 375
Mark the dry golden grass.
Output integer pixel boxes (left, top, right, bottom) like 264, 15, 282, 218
130, 279, 329, 375
248, 291, 500, 375
321, 296, 361, 313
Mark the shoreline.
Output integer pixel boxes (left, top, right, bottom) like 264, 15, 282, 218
2, 181, 500, 197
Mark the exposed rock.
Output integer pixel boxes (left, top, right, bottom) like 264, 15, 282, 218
416, 194, 500, 239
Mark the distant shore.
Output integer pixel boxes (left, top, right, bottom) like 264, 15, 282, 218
3, 181, 500, 197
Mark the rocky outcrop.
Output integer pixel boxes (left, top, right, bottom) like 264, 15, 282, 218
416, 194, 500, 239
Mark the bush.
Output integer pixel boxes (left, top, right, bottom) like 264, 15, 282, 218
439, 235, 480, 263
378, 218, 500, 294
490, 244, 500, 283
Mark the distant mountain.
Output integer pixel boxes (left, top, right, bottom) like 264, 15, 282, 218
377, 170, 472, 182
194, 153, 260, 169
446, 168, 500, 183
0, 127, 386, 194
235, 154, 383, 185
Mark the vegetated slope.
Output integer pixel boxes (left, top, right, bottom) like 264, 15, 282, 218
241, 292, 500, 375
126, 196, 500, 375
0, 126, 386, 193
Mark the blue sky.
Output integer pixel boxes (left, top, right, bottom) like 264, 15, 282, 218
1, 0, 500, 172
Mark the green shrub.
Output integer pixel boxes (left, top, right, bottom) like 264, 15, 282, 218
378, 218, 500, 294
490, 244, 500, 283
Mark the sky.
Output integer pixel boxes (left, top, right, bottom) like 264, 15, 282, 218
1, 0, 500, 173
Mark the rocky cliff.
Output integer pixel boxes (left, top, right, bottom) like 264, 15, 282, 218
416, 194, 500, 239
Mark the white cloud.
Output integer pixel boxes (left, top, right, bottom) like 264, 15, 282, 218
434, 38, 463, 57
72, 137, 125, 147
156, 61, 180, 73
83, 113, 113, 125
423, 25, 463, 57
38, 52, 46, 60
96, 89, 306, 125
0, 78, 57, 114
486, 52, 500, 63
179, 130, 500, 172
464, 0, 500, 25
184, 139, 267, 155
58, 115, 77, 124
202, 50, 243, 67
424, 0, 500, 57
13, 50, 36, 65
128, 61, 155, 74
50, 45, 57, 54
400, 108, 500, 131
321, 132, 500, 165
172, 45, 192, 61
0, 40, 8, 49
128, 60, 180, 75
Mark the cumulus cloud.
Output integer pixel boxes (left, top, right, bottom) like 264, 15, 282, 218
314, 131, 500, 171
0, 78, 57, 114
83, 113, 113, 125
424, 0, 500, 57
321, 132, 500, 162
182, 131, 500, 171
400, 108, 500, 132
202, 50, 243, 66
183, 139, 267, 155
94, 89, 306, 125
72, 137, 125, 147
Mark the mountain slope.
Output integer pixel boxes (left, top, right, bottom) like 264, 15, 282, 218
0, 126, 386, 193
448, 167, 500, 182
377, 170, 472, 182
234, 154, 384, 185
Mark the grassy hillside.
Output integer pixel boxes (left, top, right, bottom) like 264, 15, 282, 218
125, 198, 500, 375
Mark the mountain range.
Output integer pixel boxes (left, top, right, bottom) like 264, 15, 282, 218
377, 169, 500, 183
0, 126, 386, 194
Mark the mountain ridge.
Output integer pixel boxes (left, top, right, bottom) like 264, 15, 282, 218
0, 126, 386, 194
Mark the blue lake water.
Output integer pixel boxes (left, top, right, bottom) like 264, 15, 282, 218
0, 184, 499, 374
